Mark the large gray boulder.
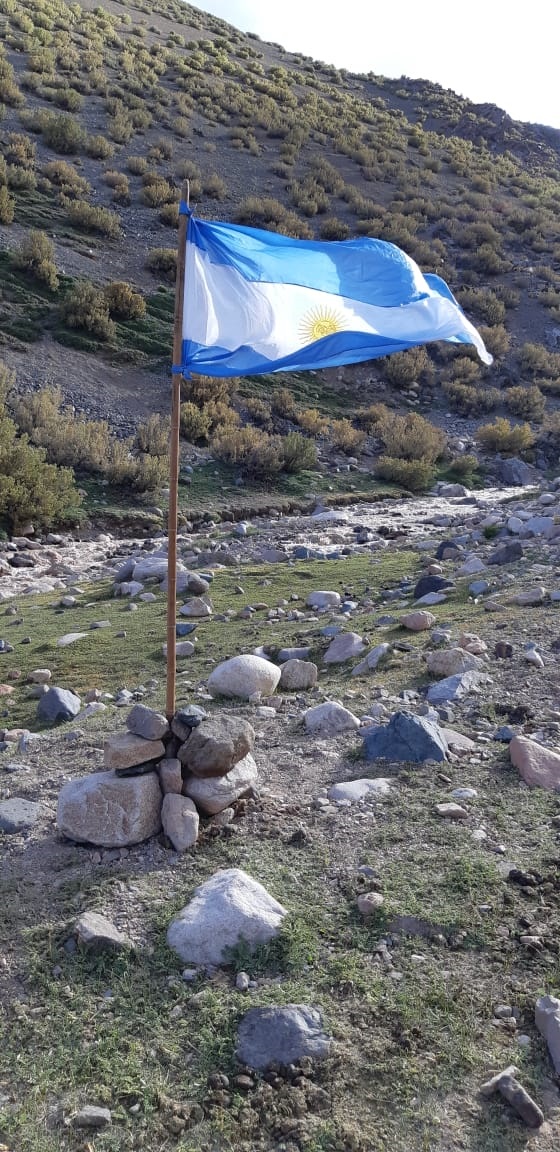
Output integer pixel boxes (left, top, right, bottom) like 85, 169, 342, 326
57, 770, 162, 846
37, 686, 81, 723
236, 1005, 331, 1070
363, 712, 448, 763
427, 670, 484, 705
207, 655, 281, 700
183, 752, 258, 814
498, 457, 540, 486
323, 632, 365, 664
166, 868, 286, 965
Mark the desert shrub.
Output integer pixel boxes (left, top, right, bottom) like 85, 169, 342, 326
6, 164, 36, 190
444, 356, 481, 384
0, 411, 80, 532
280, 431, 317, 472
234, 195, 313, 239
537, 413, 560, 456
475, 417, 535, 455
59, 282, 115, 342
445, 453, 479, 479
480, 324, 510, 359
0, 56, 24, 106
179, 402, 211, 443
504, 385, 545, 421
14, 229, 58, 290
85, 134, 114, 159
202, 172, 226, 199
519, 342, 560, 379
148, 137, 173, 163
127, 155, 148, 175
183, 374, 234, 407
130, 452, 168, 492
2, 132, 35, 167
378, 411, 446, 461
297, 407, 330, 436
270, 387, 297, 419
443, 382, 500, 416
103, 281, 145, 320
159, 202, 178, 227
0, 185, 14, 224
457, 287, 506, 326
319, 216, 350, 240
538, 377, 560, 395
204, 401, 240, 433
176, 159, 201, 181
244, 397, 272, 427
374, 455, 436, 492
211, 425, 283, 477
171, 115, 190, 138
146, 248, 176, 282
43, 159, 90, 198
135, 413, 170, 456
329, 418, 365, 454
356, 403, 390, 432
140, 177, 176, 207
67, 201, 121, 238
379, 346, 432, 388
42, 112, 85, 154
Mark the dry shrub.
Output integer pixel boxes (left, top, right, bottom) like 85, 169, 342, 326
378, 411, 446, 461
519, 343, 560, 379
281, 431, 317, 472
374, 456, 436, 492
67, 201, 121, 238
297, 407, 330, 436
104, 281, 146, 320
245, 397, 272, 427
14, 230, 58, 290
43, 159, 90, 199
356, 403, 390, 432
443, 382, 501, 416
180, 402, 211, 443
135, 414, 170, 456
0, 186, 14, 224
159, 202, 178, 227
329, 418, 365, 454
476, 417, 535, 455
183, 375, 234, 407
127, 155, 148, 175
380, 346, 432, 388
86, 134, 114, 159
2, 132, 35, 168
271, 387, 297, 419
146, 248, 176, 282
202, 172, 226, 199
141, 177, 176, 207
504, 385, 545, 422
59, 282, 115, 342
42, 113, 86, 154
211, 425, 283, 477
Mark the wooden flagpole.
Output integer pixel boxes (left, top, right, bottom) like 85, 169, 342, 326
166, 181, 190, 720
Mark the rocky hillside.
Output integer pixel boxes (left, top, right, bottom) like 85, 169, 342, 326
0, 0, 559, 438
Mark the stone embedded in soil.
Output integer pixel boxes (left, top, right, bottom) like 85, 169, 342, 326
126, 704, 169, 742
207, 654, 281, 700
306, 590, 341, 609
357, 892, 384, 917
323, 632, 366, 664
0, 797, 41, 832
303, 701, 360, 736
72, 1106, 112, 1129
179, 716, 255, 778
427, 670, 484, 705
183, 752, 258, 815
509, 735, 560, 790
488, 541, 523, 566
535, 994, 560, 1074
179, 597, 212, 617
414, 575, 453, 600
328, 778, 392, 803
436, 802, 468, 819
278, 646, 311, 663
279, 659, 318, 691
57, 632, 88, 647
425, 648, 484, 678
512, 587, 548, 606
401, 611, 436, 631
352, 642, 391, 676
74, 911, 133, 953
161, 793, 199, 851
236, 1004, 331, 1071
364, 712, 448, 763
103, 731, 166, 772
28, 668, 51, 684
37, 686, 81, 723
57, 770, 162, 847
166, 868, 286, 965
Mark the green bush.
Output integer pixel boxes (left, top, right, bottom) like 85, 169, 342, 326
180, 402, 211, 443
374, 455, 436, 492
14, 229, 59, 290
475, 417, 535, 455
378, 411, 446, 461
319, 216, 350, 240
379, 346, 432, 388
280, 431, 317, 472
504, 385, 545, 421
0, 185, 14, 223
104, 281, 145, 320
0, 412, 80, 532
42, 113, 85, 154
135, 413, 170, 456
59, 282, 115, 342
270, 387, 297, 420
329, 418, 365, 454
443, 381, 500, 416
85, 134, 114, 160
146, 248, 177, 282
211, 425, 283, 477
67, 201, 121, 238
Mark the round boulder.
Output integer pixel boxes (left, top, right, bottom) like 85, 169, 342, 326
207, 655, 281, 700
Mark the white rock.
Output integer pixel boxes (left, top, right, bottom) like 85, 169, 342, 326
208, 655, 281, 700
279, 659, 318, 691
57, 771, 162, 847
303, 701, 360, 736
57, 632, 88, 647
323, 632, 365, 664
328, 778, 392, 803
179, 597, 212, 617
425, 648, 484, 678
306, 590, 341, 609
166, 868, 286, 965
184, 752, 258, 814
162, 640, 195, 658
161, 794, 199, 851
28, 668, 52, 684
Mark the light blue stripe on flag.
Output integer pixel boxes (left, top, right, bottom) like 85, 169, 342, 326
181, 216, 492, 377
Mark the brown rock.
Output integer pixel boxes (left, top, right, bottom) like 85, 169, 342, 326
179, 717, 254, 778
103, 731, 165, 771
279, 659, 318, 691
494, 641, 513, 659
159, 758, 183, 795
510, 735, 560, 790
57, 770, 162, 846
401, 611, 436, 632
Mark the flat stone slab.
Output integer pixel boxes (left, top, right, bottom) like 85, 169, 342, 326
103, 731, 166, 771
57, 632, 88, 647
236, 1005, 332, 1070
328, 778, 392, 803
75, 911, 133, 952
0, 797, 41, 832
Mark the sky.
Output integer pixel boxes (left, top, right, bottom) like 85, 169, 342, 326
193, 0, 560, 130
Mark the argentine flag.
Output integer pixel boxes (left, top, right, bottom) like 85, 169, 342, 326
181, 214, 492, 377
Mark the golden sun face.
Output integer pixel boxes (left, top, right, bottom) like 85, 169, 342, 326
299, 305, 345, 345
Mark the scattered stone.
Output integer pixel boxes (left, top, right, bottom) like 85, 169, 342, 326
494, 641, 513, 659
535, 994, 560, 1074
158, 758, 183, 795
28, 668, 52, 684
74, 911, 133, 953
306, 591, 341, 609
57, 632, 88, 647
414, 575, 453, 600
0, 797, 41, 832
236, 971, 250, 992
37, 686, 81, 723
510, 735, 560, 790
57, 771, 162, 847
323, 631, 365, 663
179, 597, 212, 617
208, 655, 281, 700
72, 1106, 112, 1130
364, 711, 448, 763
525, 648, 544, 668
401, 610, 436, 631
480, 1065, 543, 1128
167, 868, 286, 965
435, 802, 468, 819
425, 648, 483, 678
184, 753, 258, 815
512, 587, 547, 606
357, 892, 384, 917
161, 793, 199, 851
328, 778, 391, 803
469, 580, 490, 597
352, 642, 391, 676
279, 659, 318, 691
303, 701, 360, 736
277, 646, 311, 663
103, 732, 165, 772
236, 1005, 331, 1071
488, 541, 523, 566
180, 716, 255, 778
427, 670, 484, 705
126, 704, 169, 742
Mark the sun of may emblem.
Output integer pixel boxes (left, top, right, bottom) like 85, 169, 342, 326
299, 305, 345, 344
